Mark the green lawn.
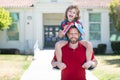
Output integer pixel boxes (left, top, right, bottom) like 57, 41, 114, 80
0, 54, 32, 80
0, 54, 120, 80
93, 55, 120, 80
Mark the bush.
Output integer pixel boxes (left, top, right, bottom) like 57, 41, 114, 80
93, 44, 107, 54
111, 41, 120, 54
0, 8, 12, 30
93, 48, 98, 54
97, 44, 107, 54
0, 48, 20, 54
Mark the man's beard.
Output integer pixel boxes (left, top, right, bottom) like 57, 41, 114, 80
69, 37, 79, 44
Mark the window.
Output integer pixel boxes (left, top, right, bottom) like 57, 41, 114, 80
7, 13, 19, 41
89, 13, 101, 41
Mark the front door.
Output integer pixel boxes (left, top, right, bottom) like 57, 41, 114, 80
44, 25, 59, 48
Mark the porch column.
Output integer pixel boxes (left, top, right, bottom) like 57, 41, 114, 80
34, 12, 44, 49
101, 11, 112, 53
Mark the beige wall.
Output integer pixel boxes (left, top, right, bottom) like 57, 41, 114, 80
43, 13, 64, 25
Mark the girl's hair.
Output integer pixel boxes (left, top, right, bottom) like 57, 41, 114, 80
64, 5, 80, 20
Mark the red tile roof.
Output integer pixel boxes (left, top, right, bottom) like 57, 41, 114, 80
0, 0, 34, 8
74, 0, 112, 8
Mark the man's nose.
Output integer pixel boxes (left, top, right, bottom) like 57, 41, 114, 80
71, 33, 76, 36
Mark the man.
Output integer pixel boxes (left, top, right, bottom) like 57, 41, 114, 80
51, 25, 98, 80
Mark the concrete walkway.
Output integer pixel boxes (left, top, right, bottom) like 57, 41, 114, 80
21, 41, 99, 80
21, 50, 61, 80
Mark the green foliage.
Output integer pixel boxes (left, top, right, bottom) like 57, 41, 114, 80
109, 0, 120, 31
93, 44, 107, 54
0, 7, 12, 30
97, 44, 107, 54
111, 41, 120, 54
93, 55, 120, 80
0, 55, 32, 80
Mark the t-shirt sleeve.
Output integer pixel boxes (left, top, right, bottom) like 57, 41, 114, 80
91, 51, 95, 60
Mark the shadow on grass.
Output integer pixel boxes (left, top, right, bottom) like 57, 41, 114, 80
105, 59, 120, 67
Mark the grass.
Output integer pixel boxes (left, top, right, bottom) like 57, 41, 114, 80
0, 54, 120, 80
93, 55, 120, 80
0, 54, 32, 80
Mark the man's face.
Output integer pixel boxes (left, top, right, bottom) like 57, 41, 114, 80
67, 27, 80, 44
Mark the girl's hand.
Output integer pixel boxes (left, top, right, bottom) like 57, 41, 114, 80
57, 62, 67, 70
82, 61, 94, 69
58, 30, 64, 38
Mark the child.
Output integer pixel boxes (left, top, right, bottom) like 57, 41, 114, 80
53, 5, 93, 70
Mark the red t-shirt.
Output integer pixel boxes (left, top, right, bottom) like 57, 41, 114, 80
53, 42, 94, 80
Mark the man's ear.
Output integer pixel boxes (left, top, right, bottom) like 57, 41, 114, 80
78, 33, 81, 37
66, 32, 69, 36
66, 32, 69, 38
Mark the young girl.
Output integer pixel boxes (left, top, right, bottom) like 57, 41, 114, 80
53, 5, 93, 70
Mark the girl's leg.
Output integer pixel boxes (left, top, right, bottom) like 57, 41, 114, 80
79, 40, 93, 61
55, 40, 68, 62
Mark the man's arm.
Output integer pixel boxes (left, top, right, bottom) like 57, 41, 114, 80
80, 40, 93, 61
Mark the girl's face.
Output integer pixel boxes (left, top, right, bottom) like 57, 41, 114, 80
67, 8, 77, 22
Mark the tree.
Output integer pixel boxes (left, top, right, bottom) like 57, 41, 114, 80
0, 7, 12, 30
109, 0, 120, 31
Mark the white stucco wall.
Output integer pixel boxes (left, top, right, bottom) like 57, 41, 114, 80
80, 8, 112, 53
33, 2, 73, 50
0, 1, 113, 53
0, 8, 35, 53
33, 11, 44, 50
101, 10, 112, 53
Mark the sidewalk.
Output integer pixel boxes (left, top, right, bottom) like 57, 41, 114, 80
21, 50, 61, 80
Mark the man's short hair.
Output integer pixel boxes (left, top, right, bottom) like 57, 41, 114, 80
67, 25, 80, 34
65, 25, 80, 41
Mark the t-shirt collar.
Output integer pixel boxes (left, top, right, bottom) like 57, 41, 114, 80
67, 42, 82, 50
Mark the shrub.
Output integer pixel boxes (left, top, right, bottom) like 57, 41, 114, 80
97, 44, 107, 54
93, 48, 98, 54
0, 48, 20, 54
111, 41, 120, 54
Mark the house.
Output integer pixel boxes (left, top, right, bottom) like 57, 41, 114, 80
0, 0, 120, 54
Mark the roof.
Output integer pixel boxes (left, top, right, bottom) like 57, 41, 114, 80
0, 0, 34, 8
75, 0, 112, 8
0, 0, 111, 8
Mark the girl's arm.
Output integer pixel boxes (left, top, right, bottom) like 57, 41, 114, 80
58, 30, 64, 38
80, 40, 93, 61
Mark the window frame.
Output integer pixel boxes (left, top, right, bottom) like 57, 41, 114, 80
89, 13, 101, 41
6, 12, 20, 41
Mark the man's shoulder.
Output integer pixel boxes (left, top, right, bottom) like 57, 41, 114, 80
78, 42, 86, 49
61, 43, 69, 49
